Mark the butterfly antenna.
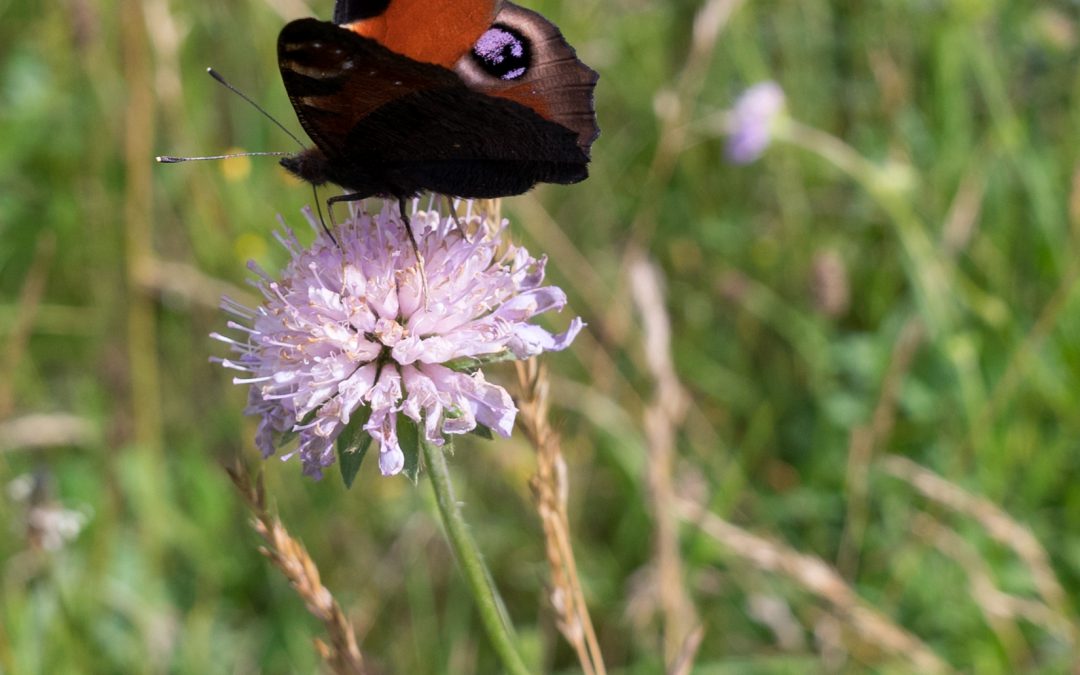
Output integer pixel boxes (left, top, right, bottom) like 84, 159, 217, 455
398, 198, 430, 304
156, 151, 290, 163
206, 68, 305, 149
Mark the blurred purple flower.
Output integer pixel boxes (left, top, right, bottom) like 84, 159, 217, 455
213, 201, 583, 479
725, 81, 786, 164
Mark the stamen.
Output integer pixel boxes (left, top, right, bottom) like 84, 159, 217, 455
216, 358, 254, 371
225, 321, 260, 335
220, 296, 256, 318
232, 375, 275, 385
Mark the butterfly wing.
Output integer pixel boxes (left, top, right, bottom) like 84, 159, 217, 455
280, 17, 589, 198
279, 18, 461, 155
335, 0, 498, 69
454, 2, 599, 157
334, 1, 599, 157
341, 79, 588, 197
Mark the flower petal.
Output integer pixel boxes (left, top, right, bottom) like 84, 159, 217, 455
218, 201, 583, 479
492, 287, 567, 322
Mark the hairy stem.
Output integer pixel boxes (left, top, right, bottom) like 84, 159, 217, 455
422, 440, 532, 675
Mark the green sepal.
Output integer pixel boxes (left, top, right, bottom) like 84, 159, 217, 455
443, 350, 517, 373
398, 416, 422, 485
336, 407, 373, 489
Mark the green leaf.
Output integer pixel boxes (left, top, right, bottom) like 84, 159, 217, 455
398, 416, 422, 485
336, 407, 373, 489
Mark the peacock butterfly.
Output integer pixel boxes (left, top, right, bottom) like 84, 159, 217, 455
277, 0, 600, 206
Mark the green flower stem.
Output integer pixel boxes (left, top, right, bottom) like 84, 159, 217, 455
422, 439, 532, 675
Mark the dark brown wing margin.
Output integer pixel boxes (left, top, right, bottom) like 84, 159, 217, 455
453, 2, 599, 156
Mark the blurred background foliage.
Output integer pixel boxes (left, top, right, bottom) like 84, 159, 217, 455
3, 0, 1080, 672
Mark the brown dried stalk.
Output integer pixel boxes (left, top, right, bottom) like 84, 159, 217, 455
227, 462, 365, 675
666, 626, 705, 675
911, 512, 1073, 662
628, 254, 700, 663
676, 497, 953, 673
135, 257, 257, 311
882, 456, 1074, 632
515, 359, 606, 675
0, 414, 96, 453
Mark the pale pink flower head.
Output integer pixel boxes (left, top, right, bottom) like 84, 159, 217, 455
214, 201, 583, 481
726, 81, 786, 164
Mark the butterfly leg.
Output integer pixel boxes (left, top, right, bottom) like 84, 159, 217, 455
397, 198, 430, 306
325, 191, 370, 248
324, 191, 364, 219
443, 196, 471, 242
313, 185, 339, 248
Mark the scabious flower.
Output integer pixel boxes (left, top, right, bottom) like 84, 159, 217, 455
725, 81, 787, 164
214, 201, 583, 479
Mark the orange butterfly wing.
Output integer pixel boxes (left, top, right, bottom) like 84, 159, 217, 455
339, 0, 498, 68
332, 1, 597, 157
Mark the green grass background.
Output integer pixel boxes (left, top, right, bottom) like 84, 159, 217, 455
3, 0, 1080, 672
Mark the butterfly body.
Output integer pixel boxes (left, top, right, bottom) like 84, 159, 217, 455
278, 0, 598, 201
